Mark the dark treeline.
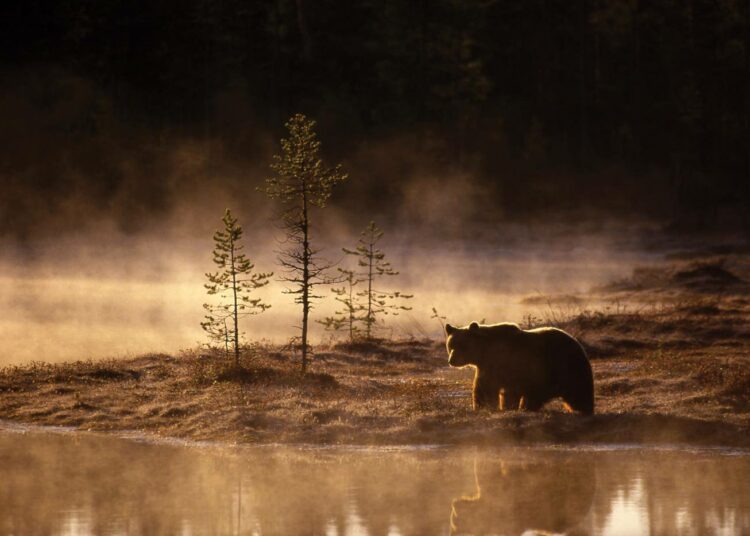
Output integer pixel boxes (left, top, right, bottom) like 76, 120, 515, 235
3, 0, 749, 232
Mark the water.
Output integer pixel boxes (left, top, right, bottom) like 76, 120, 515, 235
1, 428, 749, 535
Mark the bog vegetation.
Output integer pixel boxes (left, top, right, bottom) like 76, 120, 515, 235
2, 288, 750, 446
209, 114, 415, 373
319, 221, 413, 342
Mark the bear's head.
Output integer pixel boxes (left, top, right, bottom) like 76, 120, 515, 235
445, 322, 522, 367
445, 322, 483, 367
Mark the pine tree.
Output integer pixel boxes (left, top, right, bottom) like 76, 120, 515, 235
343, 221, 413, 340
317, 268, 365, 342
202, 209, 272, 368
261, 114, 348, 373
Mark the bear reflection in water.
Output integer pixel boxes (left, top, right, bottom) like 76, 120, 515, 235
450, 456, 596, 536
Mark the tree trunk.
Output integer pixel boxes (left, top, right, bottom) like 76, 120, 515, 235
631, 0, 641, 167
745, 0, 750, 185
301, 185, 310, 374
593, 0, 600, 107
224, 318, 229, 359
231, 238, 240, 368
366, 244, 374, 339
348, 280, 354, 342
579, 0, 589, 168
295, 0, 313, 62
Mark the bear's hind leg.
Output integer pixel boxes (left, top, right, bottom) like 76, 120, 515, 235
522, 393, 550, 412
562, 392, 594, 415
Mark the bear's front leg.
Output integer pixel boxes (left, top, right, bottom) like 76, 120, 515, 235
500, 388, 522, 410
473, 389, 500, 410
473, 372, 501, 410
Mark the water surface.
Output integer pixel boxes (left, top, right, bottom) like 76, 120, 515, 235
1, 428, 748, 535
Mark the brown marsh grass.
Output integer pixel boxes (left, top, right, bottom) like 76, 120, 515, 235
1, 292, 749, 448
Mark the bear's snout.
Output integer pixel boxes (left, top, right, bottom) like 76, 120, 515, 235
448, 349, 465, 367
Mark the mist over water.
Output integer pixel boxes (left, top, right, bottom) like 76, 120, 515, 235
0, 214, 658, 365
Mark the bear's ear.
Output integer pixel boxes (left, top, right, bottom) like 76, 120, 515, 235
445, 324, 456, 335
469, 321, 479, 332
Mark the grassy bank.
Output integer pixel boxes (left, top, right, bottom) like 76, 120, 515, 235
1, 305, 749, 447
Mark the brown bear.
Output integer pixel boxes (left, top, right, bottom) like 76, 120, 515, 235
445, 322, 594, 414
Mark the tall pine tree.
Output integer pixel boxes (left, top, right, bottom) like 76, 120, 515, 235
261, 114, 348, 372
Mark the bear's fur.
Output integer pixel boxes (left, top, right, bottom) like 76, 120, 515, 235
445, 322, 594, 414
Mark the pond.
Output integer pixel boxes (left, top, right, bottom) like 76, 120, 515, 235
1, 427, 748, 535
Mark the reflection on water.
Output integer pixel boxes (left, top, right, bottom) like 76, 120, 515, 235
0, 429, 749, 535
450, 457, 595, 535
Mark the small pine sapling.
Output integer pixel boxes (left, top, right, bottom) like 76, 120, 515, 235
317, 268, 365, 342
344, 221, 413, 340
202, 209, 273, 368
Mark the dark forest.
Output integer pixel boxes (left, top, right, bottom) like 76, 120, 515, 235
3, 0, 749, 238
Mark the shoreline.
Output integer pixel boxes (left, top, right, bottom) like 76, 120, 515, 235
1, 337, 748, 450
2, 418, 750, 457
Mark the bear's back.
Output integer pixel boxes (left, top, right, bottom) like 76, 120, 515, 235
517, 327, 590, 380
524, 327, 585, 354
480, 322, 523, 335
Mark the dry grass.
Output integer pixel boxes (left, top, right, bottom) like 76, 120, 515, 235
0, 308, 749, 447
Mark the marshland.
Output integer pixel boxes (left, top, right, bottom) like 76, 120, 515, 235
2, 249, 749, 448
3, 1, 750, 534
